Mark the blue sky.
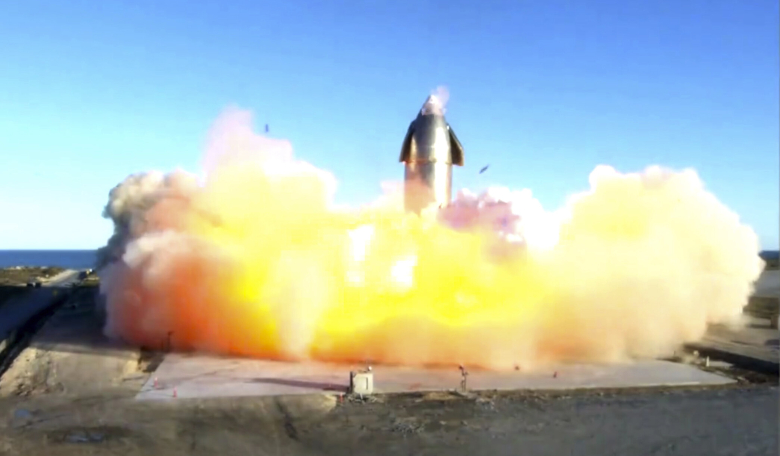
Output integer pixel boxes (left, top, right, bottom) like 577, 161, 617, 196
1, 0, 777, 250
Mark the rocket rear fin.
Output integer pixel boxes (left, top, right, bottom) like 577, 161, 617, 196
399, 120, 416, 162
448, 125, 465, 166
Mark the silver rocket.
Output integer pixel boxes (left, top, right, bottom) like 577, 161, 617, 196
399, 95, 465, 214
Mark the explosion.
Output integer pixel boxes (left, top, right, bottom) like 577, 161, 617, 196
95, 103, 765, 371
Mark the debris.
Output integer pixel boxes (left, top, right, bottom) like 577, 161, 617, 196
453, 389, 476, 400
11, 408, 34, 428
348, 393, 382, 404
13, 408, 32, 420
476, 397, 496, 411
459, 364, 469, 391
65, 430, 105, 444
390, 418, 424, 434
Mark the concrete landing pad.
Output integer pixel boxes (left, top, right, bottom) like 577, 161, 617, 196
135, 354, 734, 400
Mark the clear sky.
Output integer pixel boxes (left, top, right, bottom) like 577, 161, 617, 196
1, 0, 777, 250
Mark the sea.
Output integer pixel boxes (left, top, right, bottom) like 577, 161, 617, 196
0, 249, 777, 270
0, 250, 98, 269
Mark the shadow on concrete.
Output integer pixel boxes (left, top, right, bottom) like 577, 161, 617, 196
0, 286, 29, 310
247, 377, 348, 393
684, 342, 779, 376
747, 321, 775, 330
0, 285, 156, 377
0, 284, 85, 341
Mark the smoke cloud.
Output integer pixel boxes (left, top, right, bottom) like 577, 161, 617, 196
96, 103, 765, 370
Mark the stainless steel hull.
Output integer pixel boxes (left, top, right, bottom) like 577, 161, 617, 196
403, 161, 453, 214
399, 95, 464, 214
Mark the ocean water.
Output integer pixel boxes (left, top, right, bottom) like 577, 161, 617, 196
0, 249, 776, 271
0, 250, 97, 269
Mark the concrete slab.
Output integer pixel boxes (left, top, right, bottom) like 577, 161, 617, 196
685, 315, 779, 375
136, 354, 734, 401
754, 270, 779, 298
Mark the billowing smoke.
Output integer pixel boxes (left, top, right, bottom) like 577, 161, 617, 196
96, 102, 765, 370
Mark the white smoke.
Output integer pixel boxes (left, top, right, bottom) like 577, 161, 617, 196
93, 102, 766, 369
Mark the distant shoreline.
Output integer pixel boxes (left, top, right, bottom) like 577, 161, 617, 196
0, 249, 776, 271
0, 249, 97, 252
0, 248, 776, 253
0, 250, 97, 270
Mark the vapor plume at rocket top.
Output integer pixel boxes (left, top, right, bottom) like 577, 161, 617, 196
400, 87, 464, 214
96, 90, 765, 371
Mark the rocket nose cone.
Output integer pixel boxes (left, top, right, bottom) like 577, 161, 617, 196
420, 95, 444, 116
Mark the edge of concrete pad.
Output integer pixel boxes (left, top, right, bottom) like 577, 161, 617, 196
684, 342, 778, 376
745, 296, 779, 320
136, 356, 736, 402
134, 380, 751, 410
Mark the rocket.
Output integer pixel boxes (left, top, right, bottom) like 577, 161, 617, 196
399, 95, 465, 214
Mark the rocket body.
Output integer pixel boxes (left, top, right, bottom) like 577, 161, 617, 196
399, 96, 465, 214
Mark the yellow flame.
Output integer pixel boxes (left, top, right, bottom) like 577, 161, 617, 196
99, 110, 764, 371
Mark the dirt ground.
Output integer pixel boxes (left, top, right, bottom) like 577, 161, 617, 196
0, 385, 776, 456
0, 268, 777, 455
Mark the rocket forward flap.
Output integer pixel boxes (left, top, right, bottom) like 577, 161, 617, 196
448, 126, 464, 166
399, 121, 416, 163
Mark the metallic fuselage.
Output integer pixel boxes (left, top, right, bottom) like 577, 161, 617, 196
399, 101, 464, 214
